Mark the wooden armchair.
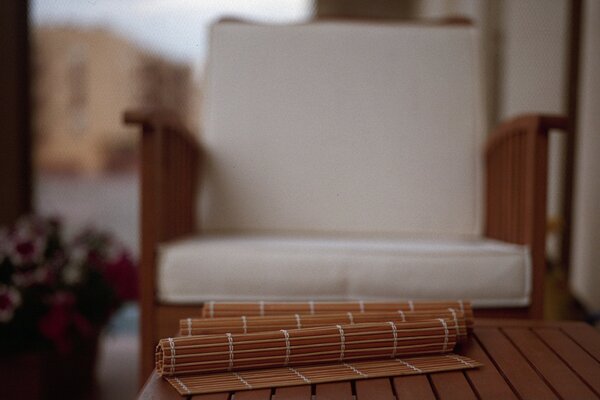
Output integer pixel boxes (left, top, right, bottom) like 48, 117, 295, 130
125, 21, 567, 379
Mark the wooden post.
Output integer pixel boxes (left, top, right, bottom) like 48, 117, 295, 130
0, 0, 32, 224
561, 0, 583, 272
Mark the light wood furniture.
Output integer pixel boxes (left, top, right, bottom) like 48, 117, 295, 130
125, 20, 570, 380
126, 109, 568, 380
138, 318, 600, 399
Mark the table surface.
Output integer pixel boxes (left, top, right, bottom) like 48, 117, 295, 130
139, 319, 600, 400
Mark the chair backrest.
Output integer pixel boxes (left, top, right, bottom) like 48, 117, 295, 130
199, 21, 485, 238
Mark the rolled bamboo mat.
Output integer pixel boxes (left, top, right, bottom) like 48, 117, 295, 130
157, 319, 460, 377
180, 309, 469, 341
166, 354, 482, 395
201, 300, 473, 325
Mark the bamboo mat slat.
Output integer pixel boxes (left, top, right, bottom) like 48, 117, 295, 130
166, 354, 482, 395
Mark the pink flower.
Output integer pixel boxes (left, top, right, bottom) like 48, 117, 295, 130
104, 252, 138, 301
0, 285, 21, 323
38, 292, 94, 354
7, 226, 46, 266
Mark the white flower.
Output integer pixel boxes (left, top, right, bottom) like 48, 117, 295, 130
71, 244, 89, 263
62, 262, 83, 285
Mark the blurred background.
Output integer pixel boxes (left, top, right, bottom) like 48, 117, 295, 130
1, 0, 598, 399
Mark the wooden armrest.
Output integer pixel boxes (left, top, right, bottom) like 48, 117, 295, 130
123, 108, 201, 381
124, 108, 200, 151
123, 105, 201, 253
485, 114, 568, 156
485, 113, 567, 318
485, 113, 567, 243
124, 107, 201, 240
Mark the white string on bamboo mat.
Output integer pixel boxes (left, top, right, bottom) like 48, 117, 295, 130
288, 367, 311, 383
346, 312, 354, 325
446, 354, 475, 368
359, 300, 365, 313
280, 329, 291, 366
336, 324, 346, 361
408, 300, 415, 311
168, 338, 176, 375
437, 318, 449, 352
397, 310, 406, 322
343, 363, 368, 377
186, 318, 192, 336
173, 377, 191, 394
395, 358, 423, 373
447, 308, 460, 338
208, 301, 215, 318
233, 372, 253, 389
241, 316, 248, 334
309, 300, 315, 315
387, 321, 398, 358
259, 301, 265, 317
294, 314, 302, 329
226, 333, 234, 371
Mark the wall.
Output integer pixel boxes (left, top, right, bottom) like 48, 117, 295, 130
418, 0, 569, 263
33, 27, 199, 175
570, 0, 600, 312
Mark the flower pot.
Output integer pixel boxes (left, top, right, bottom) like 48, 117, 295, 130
0, 334, 99, 400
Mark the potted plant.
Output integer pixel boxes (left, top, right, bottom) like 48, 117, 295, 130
0, 215, 137, 399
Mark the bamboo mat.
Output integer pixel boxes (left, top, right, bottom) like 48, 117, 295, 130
158, 319, 460, 376
166, 354, 482, 395
201, 300, 473, 324
159, 300, 481, 396
180, 309, 469, 341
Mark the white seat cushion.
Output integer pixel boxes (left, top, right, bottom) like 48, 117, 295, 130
158, 235, 531, 308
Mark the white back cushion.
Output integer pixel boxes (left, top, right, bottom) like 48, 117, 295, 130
200, 21, 485, 237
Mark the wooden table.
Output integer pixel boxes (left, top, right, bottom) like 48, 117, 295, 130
139, 319, 600, 399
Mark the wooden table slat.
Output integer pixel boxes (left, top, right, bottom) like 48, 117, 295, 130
459, 335, 519, 399
503, 327, 598, 400
475, 319, 577, 328
561, 323, 600, 362
474, 327, 559, 400
314, 382, 353, 400
429, 371, 477, 400
232, 389, 272, 400
535, 327, 600, 396
191, 394, 230, 400
355, 378, 395, 400
392, 375, 436, 400
272, 385, 311, 400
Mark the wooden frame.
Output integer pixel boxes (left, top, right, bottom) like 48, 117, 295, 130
0, 0, 32, 225
125, 110, 567, 381
485, 115, 568, 320
124, 110, 201, 383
